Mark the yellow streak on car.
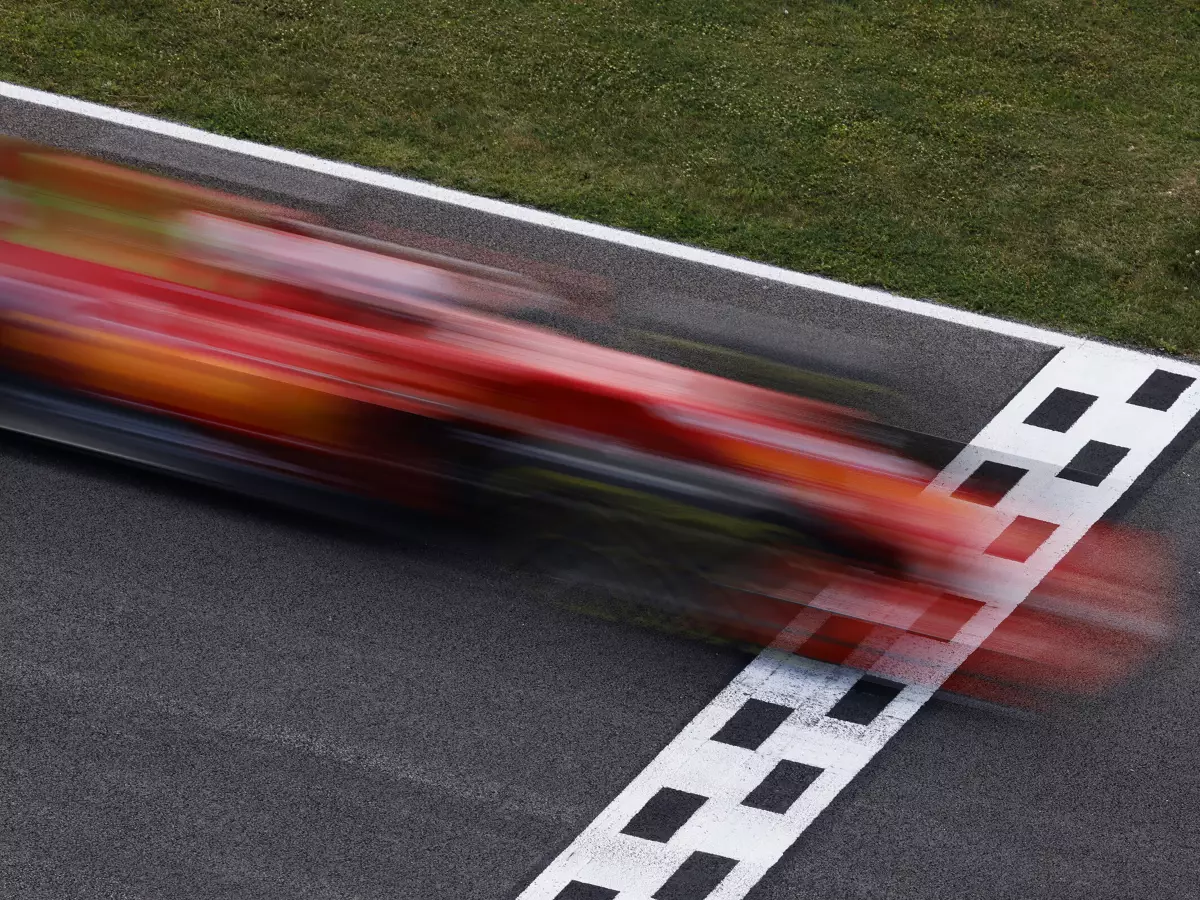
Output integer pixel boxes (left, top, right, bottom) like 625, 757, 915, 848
3, 313, 354, 447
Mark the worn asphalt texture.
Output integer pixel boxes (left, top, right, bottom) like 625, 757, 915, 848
2, 96, 1197, 900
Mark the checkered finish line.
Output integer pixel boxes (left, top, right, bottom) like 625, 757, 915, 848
519, 342, 1200, 900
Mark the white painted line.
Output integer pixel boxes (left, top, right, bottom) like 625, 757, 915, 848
519, 343, 1200, 900
0, 80, 1100, 351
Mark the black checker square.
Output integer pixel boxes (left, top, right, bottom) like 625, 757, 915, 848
984, 515, 1058, 562
796, 614, 874, 667
1057, 440, 1130, 486
910, 593, 987, 642
742, 760, 824, 814
711, 698, 794, 751
951, 460, 1028, 506
1128, 369, 1195, 411
1023, 388, 1097, 432
620, 788, 708, 843
554, 883, 620, 900
653, 851, 738, 900
826, 677, 904, 725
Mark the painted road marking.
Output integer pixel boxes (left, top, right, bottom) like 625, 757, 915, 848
518, 345, 1200, 899
0, 79, 1099, 351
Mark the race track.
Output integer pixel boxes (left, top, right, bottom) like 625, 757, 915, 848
2, 89, 1199, 900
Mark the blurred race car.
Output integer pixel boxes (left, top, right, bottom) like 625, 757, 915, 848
0, 139, 1173, 709
0, 140, 984, 600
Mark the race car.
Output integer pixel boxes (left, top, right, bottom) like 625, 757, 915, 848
0, 139, 1172, 709
0, 141, 983, 595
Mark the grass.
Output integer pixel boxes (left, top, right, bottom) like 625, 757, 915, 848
1, 0, 1199, 352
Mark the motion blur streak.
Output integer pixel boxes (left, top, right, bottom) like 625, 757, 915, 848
0, 137, 1176, 716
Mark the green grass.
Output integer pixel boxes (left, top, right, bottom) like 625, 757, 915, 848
2, 1, 1199, 352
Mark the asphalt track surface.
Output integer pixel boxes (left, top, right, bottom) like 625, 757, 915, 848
2, 95, 1199, 900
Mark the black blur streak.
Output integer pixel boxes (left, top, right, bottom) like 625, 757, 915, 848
0, 428, 439, 551
862, 422, 968, 475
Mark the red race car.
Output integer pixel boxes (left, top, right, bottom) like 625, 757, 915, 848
0, 139, 1173, 708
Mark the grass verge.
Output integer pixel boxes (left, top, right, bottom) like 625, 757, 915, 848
1, 0, 1198, 351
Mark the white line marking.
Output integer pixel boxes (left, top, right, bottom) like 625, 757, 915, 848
519, 343, 1200, 899
0, 79, 1103, 351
